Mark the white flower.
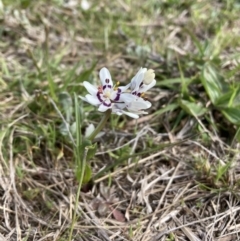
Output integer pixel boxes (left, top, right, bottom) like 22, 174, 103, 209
79, 67, 124, 112
130, 68, 156, 96
80, 67, 156, 119
118, 68, 156, 117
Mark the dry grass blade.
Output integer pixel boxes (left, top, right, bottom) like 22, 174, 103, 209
141, 162, 181, 241
172, 216, 201, 241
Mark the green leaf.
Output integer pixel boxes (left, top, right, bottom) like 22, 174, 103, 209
228, 86, 240, 107
74, 138, 95, 182
82, 138, 92, 147
21, 0, 31, 8
59, 92, 73, 123
156, 77, 192, 89
86, 142, 97, 161
154, 103, 179, 116
179, 99, 207, 117
82, 164, 92, 184
215, 86, 240, 108
59, 122, 70, 136
78, 138, 97, 161
215, 161, 232, 183
201, 65, 229, 105
75, 144, 94, 182
221, 107, 240, 125
214, 91, 234, 107
233, 127, 240, 143
75, 166, 82, 182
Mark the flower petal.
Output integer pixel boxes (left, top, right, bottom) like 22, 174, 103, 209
85, 94, 101, 106
127, 98, 151, 110
140, 79, 156, 92
112, 105, 139, 118
130, 68, 146, 92
122, 110, 139, 119
79, 95, 88, 102
119, 93, 137, 103
112, 108, 123, 115
83, 81, 98, 95
99, 67, 113, 86
118, 83, 131, 92
98, 103, 112, 112
113, 102, 126, 110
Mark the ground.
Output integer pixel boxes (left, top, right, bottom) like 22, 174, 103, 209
1, 0, 240, 240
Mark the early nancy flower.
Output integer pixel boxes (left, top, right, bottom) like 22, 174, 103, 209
80, 67, 156, 119
118, 68, 156, 117
79, 67, 124, 112
79, 67, 156, 140
129, 68, 156, 96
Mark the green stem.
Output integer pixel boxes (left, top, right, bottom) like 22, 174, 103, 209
68, 110, 111, 239
88, 109, 112, 141
68, 147, 88, 241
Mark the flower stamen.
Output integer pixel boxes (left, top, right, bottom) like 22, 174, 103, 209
98, 86, 103, 93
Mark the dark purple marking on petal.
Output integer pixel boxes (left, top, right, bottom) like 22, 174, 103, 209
97, 92, 103, 102
105, 78, 110, 83
140, 82, 143, 87
137, 93, 141, 97
114, 92, 121, 101
132, 91, 138, 96
103, 84, 112, 90
103, 101, 111, 107
114, 88, 122, 101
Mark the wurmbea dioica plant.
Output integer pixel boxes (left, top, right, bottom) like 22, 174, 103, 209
66, 67, 155, 238
80, 67, 156, 140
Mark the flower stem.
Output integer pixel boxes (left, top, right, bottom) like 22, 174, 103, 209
88, 109, 112, 141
